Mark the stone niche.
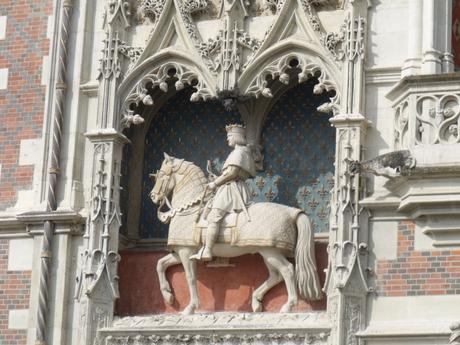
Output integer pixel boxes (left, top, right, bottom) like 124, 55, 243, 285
117, 81, 334, 316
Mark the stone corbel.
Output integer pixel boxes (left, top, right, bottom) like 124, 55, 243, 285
349, 150, 416, 180
358, 150, 460, 248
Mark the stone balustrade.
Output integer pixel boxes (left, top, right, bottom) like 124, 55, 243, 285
387, 73, 460, 167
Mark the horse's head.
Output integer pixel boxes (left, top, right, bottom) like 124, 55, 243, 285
149, 153, 177, 205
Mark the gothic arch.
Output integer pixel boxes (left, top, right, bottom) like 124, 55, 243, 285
117, 50, 218, 130
237, 40, 340, 152
239, 39, 341, 113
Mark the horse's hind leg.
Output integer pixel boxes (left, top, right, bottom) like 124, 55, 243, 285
260, 249, 298, 313
157, 252, 181, 305
176, 247, 199, 315
252, 256, 282, 312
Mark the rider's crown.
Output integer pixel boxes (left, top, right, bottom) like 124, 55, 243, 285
225, 124, 246, 135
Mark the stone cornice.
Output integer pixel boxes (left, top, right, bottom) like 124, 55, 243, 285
0, 210, 85, 236
386, 72, 460, 102
85, 128, 131, 144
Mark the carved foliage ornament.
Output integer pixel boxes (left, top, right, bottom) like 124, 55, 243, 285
198, 31, 262, 74
320, 13, 366, 62
245, 54, 340, 114
121, 62, 215, 128
138, 0, 166, 22
99, 332, 329, 345
119, 42, 144, 64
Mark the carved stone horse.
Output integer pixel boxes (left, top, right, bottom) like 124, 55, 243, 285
150, 154, 322, 315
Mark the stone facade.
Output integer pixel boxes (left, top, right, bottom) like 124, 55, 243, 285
0, 1, 459, 345
376, 221, 460, 297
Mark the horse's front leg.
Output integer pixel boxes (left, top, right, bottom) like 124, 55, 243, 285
177, 247, 200, 315
156, 252, 181, 305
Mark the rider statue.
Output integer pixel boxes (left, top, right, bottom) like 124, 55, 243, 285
190, 124, 256, 261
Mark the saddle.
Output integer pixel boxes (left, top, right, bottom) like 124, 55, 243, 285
194, 211, 248, 245
166, 202, 300, 253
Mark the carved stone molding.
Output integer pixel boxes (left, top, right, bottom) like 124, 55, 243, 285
112, 311, 330, 328
100, 332, 327, 345
97, 312, 330, 345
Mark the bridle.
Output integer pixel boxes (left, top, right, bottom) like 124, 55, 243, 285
150, 159, 206, 223
150, 167, 174, 202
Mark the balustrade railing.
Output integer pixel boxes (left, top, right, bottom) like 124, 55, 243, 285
388, 74, 460, 166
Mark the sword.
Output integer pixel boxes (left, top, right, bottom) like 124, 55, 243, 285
232, 182, 251, 222
195, 186, 209, 223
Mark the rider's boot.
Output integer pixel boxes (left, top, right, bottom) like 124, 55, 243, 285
190, 222, 219, 261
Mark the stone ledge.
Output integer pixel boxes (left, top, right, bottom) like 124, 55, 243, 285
99, 312, 330, 345
357, 321, 452, 340
110, 312, 330, 331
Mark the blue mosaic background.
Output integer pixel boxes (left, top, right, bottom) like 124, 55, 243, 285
248, 80, 335, 233
138, 81, 335, 238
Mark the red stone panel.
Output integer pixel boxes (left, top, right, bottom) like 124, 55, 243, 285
0, 0, 52, 209
0, 240, 32, 345
116, 244, 327, 315
376, 221, 460, 296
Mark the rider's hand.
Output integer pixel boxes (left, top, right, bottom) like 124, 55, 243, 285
208, 182, 217, 191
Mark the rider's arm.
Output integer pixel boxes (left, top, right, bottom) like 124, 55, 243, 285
213, 165, 240, 187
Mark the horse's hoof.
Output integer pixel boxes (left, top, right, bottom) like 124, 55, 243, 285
252, 299, 262, 313
280, 302, 294, 313
163, 290, 174, 305
181, 305, 196, 315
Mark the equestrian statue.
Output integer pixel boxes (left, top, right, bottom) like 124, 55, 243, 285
149, 124, 322, 315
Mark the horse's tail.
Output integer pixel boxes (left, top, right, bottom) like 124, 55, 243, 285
295, 212, 322, 300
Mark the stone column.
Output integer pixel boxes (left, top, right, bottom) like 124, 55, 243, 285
326, 114, 370, 345
421, 0, 442, 74
75, 1, 131, 345
441, 0, 455, 72
402, 0, 423, 77
324, 1, 372, 344
76, 130, 127, 345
